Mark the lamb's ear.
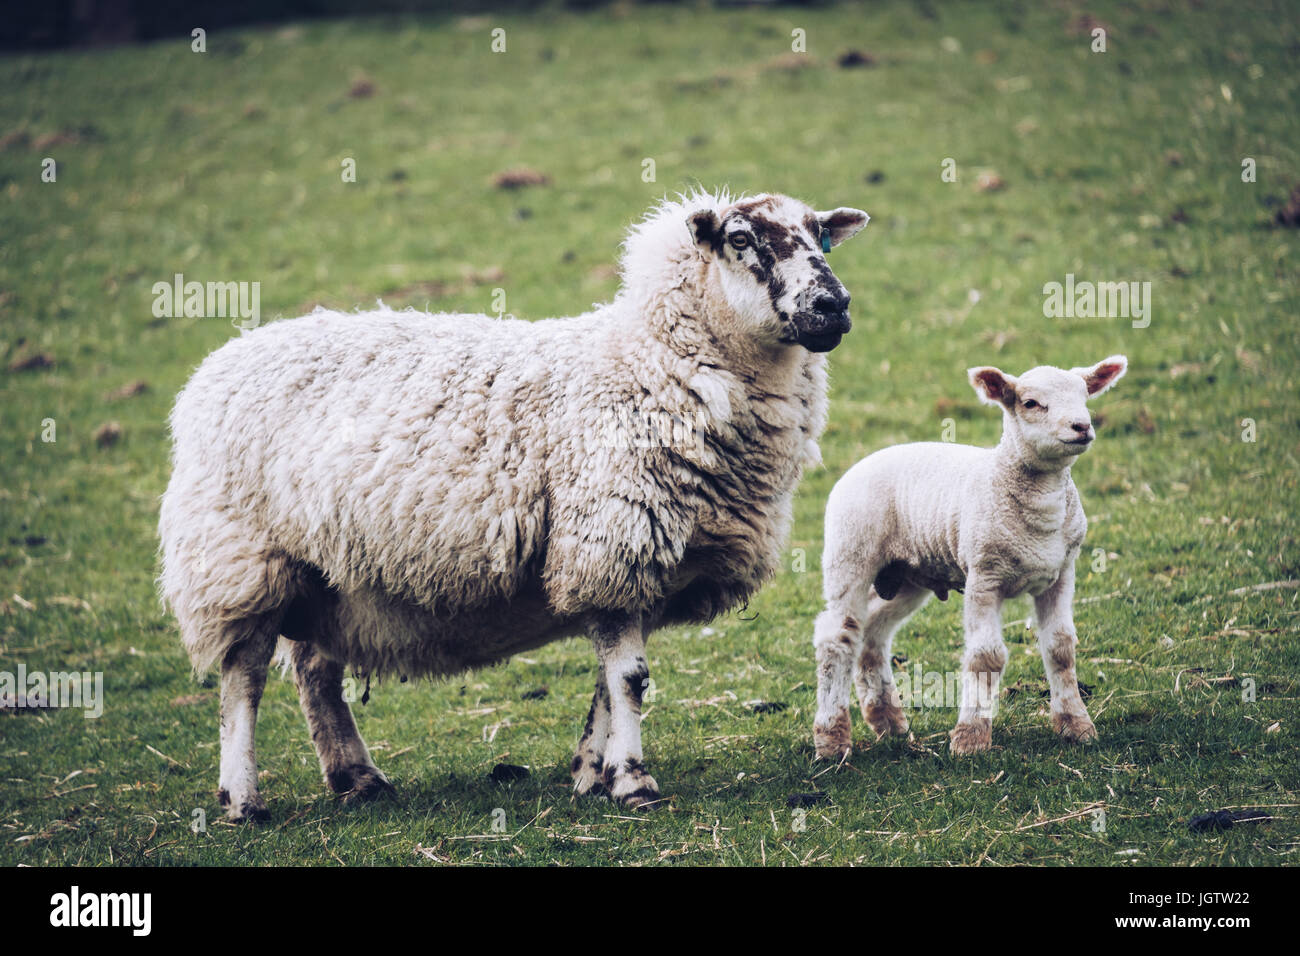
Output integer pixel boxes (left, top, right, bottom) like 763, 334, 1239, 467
815, 207, 870, 248
1071, 355, 1127, 397
688, 210, 723, 255
969, 366, 1018, 407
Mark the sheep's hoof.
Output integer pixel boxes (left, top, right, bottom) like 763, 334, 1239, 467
863, 700, 911, 739
571, 754, 605, 796
1052, 712, 1098, 743
813, 709, 853, 760
330, 764, 396, 803
616, 790, 660, 811
614, 781, 662, 811
604, 760, 662, 810
949, 718, 992, 755
220, 788, 271, 823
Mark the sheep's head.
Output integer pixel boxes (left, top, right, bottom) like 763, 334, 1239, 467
969, 356, 1127, 464
688, 194, 869, 353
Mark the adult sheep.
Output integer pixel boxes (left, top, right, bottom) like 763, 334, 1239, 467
159, 190, 870, 819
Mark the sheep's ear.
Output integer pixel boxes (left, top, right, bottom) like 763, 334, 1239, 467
815, 207, 870, 248
1071, 355, 1127, 397
688, 210, 723, 255
969, 366, 1017, 407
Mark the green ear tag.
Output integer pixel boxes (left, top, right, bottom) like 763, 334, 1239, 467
821, 229, 832, 253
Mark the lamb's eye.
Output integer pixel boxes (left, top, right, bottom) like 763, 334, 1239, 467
728, 234, 750, 250
1023, 399, 1041, 410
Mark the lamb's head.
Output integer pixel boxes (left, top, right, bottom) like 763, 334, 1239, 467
688, 194, 869, 353
969, 355, 1127, 465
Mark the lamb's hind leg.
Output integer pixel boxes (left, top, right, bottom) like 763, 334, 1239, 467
854, 585, 929, 739
218, 621, 277, 822
813, 582, 871, 760
288, 640, 394, 802
571, 666, 611, 796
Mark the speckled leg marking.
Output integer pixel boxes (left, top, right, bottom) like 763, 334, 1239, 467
1034, 564, 1097, 744
289, 640, 394, 802
571, 667, 611, 796
218, 624, 277, 822
588, 613, 660, 809
853, 585, 929, 739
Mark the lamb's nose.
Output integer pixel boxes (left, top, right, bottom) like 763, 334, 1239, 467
813, 291, 850, 314
1070, 421, 1092, 435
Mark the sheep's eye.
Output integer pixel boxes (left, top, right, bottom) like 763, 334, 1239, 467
728, 234, 750, 250
1023, 399, 1041, 410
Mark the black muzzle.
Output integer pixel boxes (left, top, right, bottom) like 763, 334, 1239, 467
793, 289, 852, 352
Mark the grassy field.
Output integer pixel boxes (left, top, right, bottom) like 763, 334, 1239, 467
1, 0, 1297, 866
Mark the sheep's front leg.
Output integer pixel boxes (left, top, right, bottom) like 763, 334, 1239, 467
218, 625, 277, 821
289, 640, 394, 802
571, 666, 611, 795
950, 583, 1006, 755
1033, 562, 1097, 743
588, 613, 661, 809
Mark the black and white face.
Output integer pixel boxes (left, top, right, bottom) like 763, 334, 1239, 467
688, 194, 869, 353
970, 356, 1128, 463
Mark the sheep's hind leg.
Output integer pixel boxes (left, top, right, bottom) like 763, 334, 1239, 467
588, 613, 661, 809
289, 640, 395, 803
571, 666, 611, 796
854, 585, 929, 740
218, 622, 277, 822
950, 583, 1006, 756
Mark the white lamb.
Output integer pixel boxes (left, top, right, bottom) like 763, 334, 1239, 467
812, 355, 1127, 759
159, 189, 869, 819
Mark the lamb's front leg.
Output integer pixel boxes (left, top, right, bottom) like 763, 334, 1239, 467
950, 582, 1006, 755
588, 613, 661, 809
1033, 561, 1097, 743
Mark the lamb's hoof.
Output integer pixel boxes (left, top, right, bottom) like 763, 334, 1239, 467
571, 753, 605, 796
949, 718, 992, 755
813, 709, 853, 760
863, 701, 911, 739
329, 764, 396, 803
1052, 712, 1098, 743
219, 788, 271, 823
814, 738, 852, 761
604, 760, 662, 810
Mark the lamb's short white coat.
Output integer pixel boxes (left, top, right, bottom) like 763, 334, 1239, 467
159, 188, 869, 817
811, 356, 1127, 759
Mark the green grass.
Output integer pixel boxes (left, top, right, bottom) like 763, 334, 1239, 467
1, 0, 1297, 866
